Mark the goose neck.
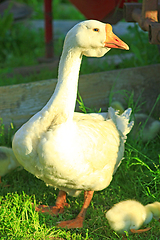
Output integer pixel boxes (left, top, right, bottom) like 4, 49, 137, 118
45, 47, 82, 121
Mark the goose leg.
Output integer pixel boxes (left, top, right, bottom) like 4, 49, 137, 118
58, 190, 94, 228
34, 190, 69, 215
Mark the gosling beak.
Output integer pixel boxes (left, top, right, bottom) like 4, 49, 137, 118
104, 24, 129, 50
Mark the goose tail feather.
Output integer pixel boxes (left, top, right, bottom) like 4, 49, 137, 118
107, 107, 134, 139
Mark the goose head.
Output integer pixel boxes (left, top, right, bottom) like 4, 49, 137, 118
64, 20, 129, 58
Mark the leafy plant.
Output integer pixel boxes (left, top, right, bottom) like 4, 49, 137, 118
0, 118, 15, 147
0, 6, 14, 61
0, 2, 160, 239
0, 118, 5, 145
123, 23, 160, 67
17, 0, 85, 20
77, 91, 101, 113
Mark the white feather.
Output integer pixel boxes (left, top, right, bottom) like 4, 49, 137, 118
12, 20, 133, 197
106, 200, 160, 234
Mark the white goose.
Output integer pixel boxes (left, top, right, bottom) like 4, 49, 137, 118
12, 20, 133, 228
106, 200, 160, 234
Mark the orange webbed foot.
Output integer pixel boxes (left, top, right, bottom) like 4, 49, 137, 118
57, 190, 94, 228
57, 216, 83, 228
34, 203, 69, 215
33, 190, 69, 216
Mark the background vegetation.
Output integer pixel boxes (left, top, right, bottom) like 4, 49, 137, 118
0, 0, 160, 239
0, 0, 159, 86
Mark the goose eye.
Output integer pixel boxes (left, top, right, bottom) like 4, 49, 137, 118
93, 28, 99, 32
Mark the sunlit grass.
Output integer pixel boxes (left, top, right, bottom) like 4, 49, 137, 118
0, 135, 160, 239
0, 1, 160, 239
0, 2, 160, 86
0, 92, 160, 239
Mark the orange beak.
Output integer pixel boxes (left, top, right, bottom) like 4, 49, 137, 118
104, 24, 129, 50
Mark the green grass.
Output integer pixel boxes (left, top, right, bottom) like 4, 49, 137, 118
17, 0, 85, 20
0, 93, 160, 239
0, 136, 160, 239
0, 1, 160, 239
0, 0, 160, 86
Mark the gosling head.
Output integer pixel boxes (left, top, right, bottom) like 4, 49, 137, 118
145, 202, 160, 221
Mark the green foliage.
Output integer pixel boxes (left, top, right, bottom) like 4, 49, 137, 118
17, 0, 85, 20
0, 8, 14, 61
0, 133, 160, 239
77, 91, 101, 113
122, 24, 160, 67
0, 5, 160, 85
0, 118, 16, 147
53, 0, 85, 20
0, 68, 58, 87
0, 6, 13, 37
0, 21, 44, 65
0, 118, 5, 145
0, 1, 160, 239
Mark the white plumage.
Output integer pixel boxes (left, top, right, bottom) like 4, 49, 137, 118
106, 200, 160, 234
12, 20, 133, 228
